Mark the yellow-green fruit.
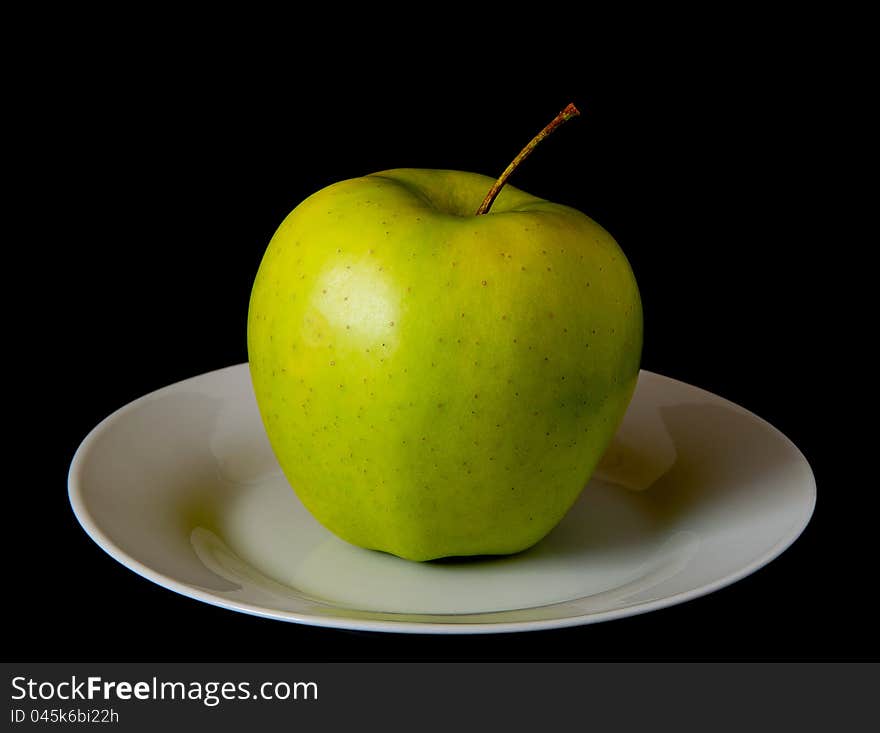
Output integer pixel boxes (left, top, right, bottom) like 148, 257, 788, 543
247, 169, 642, 561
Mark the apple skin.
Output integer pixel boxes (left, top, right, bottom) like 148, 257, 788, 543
247, 169, 642, 561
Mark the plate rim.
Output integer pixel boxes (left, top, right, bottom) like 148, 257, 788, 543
67, 363, 817, 634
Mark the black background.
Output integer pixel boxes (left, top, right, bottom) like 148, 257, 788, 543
8, 28, 869, 661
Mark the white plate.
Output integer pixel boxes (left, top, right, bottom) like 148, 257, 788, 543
68, 364, 815, 634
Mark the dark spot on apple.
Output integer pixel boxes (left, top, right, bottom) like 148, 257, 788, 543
329, 360, 335, 366
482, 280, 487, 286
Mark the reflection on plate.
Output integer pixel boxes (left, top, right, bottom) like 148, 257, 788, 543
68, 364, 815, 633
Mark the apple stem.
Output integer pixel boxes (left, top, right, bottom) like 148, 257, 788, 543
475, 103, 581, 216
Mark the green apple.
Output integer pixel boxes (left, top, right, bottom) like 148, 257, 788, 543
248, 114, 642, 561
